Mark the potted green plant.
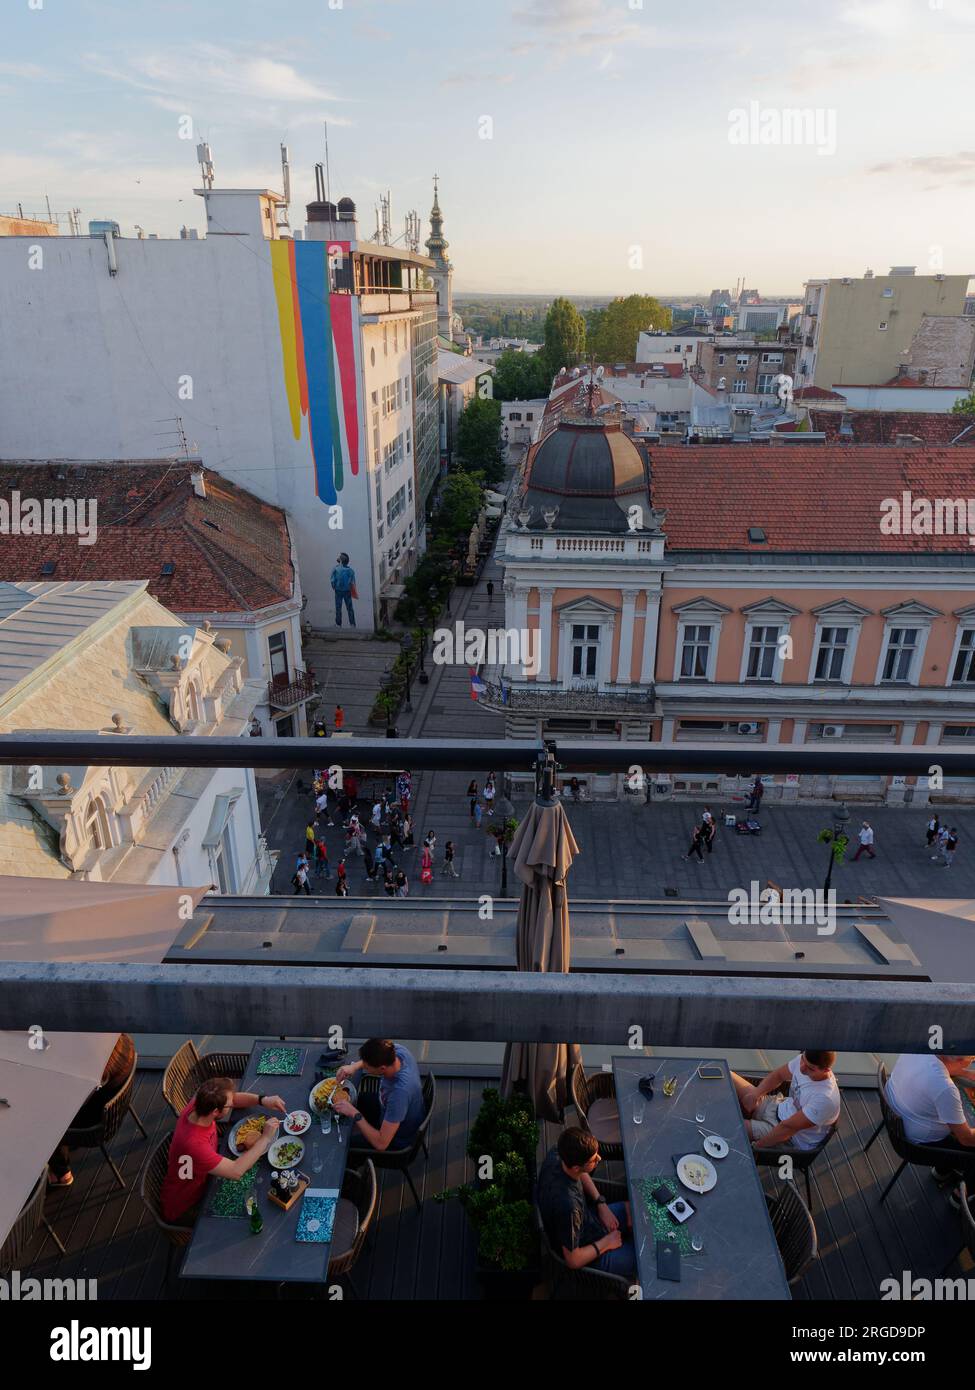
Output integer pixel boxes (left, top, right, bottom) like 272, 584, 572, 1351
436, 1088, 540, 1299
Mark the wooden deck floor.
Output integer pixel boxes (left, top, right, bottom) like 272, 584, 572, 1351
19, 1072, 971, 1300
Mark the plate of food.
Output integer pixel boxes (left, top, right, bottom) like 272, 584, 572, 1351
676, 1153, 717, 1194
309, 1077, 357, 1114
267, 1137, 305, 1170
703, 1134, 729, 1160
283, 1109, 312, 1136
228, 1114, 270, 1156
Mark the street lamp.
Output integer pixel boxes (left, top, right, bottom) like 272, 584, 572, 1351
493, 788, 516, 898
400, 632, 414, 711
823, 801, 850, 895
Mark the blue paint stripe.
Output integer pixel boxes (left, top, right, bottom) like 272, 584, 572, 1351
294, 242, 336, 505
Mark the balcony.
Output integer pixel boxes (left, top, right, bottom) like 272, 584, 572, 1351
478, 677, 655, 713
358, 289, 439, 317
266, 668, 317, 710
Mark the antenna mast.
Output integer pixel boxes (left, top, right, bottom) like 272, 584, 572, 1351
323, 122, 332, 204
196, 142, 215, 190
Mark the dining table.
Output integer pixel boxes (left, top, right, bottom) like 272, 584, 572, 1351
612, 1054, 791, 1300
180, 1039, 353, 1284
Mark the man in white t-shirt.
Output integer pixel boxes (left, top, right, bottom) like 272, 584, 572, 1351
885, 1054, 975, 1180
731, 1051, 841, 1152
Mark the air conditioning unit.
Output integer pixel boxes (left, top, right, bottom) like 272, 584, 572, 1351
822, 724, 844, 738
737, 721, 761, 735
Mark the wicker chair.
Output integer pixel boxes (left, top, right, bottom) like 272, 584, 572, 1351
535, 1176, 630, 1300
942, 1181, 975, 1275
765, 1181, 817, 1286
349, 1073, 436, 1212
139, 1134, 195, 1283
0, 1167, 65, 1273
862, 1061, 971, 1204
570, 1063, 622, 1162
327, 1160, 378, 1297
161, 1040, 250, 1120
64, 1065, 143, 1190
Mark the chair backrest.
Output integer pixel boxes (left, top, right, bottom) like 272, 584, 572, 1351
411, 1073, 437, 1152
876, 1060, 908, 1147
961, 1183, 975, 1260
138, 1133, 191, 1247
766, 1183, 817, 1285
0, 1168, 47, 1273
99, 1065, 139, 1143
346, 1159, 378, 1253
162, 1039, 202, 1119
569, 1061, 589, 1120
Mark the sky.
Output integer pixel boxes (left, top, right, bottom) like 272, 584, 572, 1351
3, 0, 975, 295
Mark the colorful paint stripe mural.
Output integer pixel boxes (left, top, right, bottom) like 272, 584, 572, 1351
270, 239, 360, 505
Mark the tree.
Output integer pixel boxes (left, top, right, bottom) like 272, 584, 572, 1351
456, 395, 504, 484
542, 296, 586, 375
950, 391, 975, 417
491, 349, 551, 402
587, 294, 672, 362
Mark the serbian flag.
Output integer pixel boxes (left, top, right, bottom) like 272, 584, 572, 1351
470, 668, 487, 700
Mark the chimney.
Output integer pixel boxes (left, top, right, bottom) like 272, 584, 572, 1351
732, 408, 753, 440
894, 433, 922, 446
190, 467, 207, 499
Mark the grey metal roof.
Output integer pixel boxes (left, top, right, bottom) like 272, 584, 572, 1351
0, 581, 145, 700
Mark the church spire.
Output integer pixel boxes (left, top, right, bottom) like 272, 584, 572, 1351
425, 174, 451, 268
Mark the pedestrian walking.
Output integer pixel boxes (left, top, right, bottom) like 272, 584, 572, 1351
336, 858, 348, 889
383, 863, 396, 896
932, 827, 959, 867
443, 840, 459, 878
395, 869, 409, 898
467, 780, 479, 820
473, 800, 483, 830
305, 820, 318, 851
401, 814, 414, 847
315, 787, 329, 818
370, 799, 383, 831
362, 842, 377, 881
925, 814, 940, 848
344, 772, 359, 809
484, 774, 496, 816
682, 824, 706, 863
568, 776, 582, 804
334, 704, 345, 732
423, 829, 437, 853
486, 580, 494, 599
704, 814, 717, 855
745, 777, 764, 813
292, 860, 311, 895
852, 821, 876, 861
314, 836, 331, 879
335, 876, 349, 897
420, 844, 433, 885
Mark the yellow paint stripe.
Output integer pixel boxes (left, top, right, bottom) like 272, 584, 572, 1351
270, 240, 302, 439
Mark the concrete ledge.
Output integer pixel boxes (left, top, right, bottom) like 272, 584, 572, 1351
2, 962, 973, 1051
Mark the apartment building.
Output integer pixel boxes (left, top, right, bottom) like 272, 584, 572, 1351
796, 269, 969, 390
694, 339, 798, 399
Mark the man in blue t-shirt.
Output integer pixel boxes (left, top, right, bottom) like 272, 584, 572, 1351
334, 1038, 425, 1152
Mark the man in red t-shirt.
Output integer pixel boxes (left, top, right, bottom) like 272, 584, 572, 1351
160, 1077, 286, 1224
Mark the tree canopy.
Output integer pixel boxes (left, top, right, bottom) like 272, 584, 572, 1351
586, 295, 672, 362
456, 395, 505, 484
950, 390, 975, 417
491, 348, 552, 402
542, 296, 586, 375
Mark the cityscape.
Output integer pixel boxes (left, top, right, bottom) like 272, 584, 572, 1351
1, 0, 974, 1353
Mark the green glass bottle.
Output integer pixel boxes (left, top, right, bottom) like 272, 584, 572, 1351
246, 1194, 263, 1234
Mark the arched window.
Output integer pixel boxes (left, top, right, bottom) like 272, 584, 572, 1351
85, 797, 110, 851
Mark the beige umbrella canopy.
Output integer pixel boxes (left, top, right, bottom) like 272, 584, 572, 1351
0, 876, 208, 1247
500, 797, 582, 1122
877, 897, 975, 985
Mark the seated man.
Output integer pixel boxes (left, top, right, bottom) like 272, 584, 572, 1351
334, 1038, 425, 1153
885, 1053, 975, 1183
731, 1051, 841, 1153
536, 1127, 635, 1281
160, 1078, 285, 1225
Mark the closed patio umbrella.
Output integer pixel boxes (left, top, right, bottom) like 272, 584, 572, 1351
500, 785, 582, 1123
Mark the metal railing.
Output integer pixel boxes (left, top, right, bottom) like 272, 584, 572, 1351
267, 669, 317, 709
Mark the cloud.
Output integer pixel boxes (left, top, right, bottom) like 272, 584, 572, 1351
439, 72, 515, 89
0, 61, 51, 80
867, 151, 975, 188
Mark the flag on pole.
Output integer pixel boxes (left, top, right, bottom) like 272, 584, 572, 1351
470, 668, 487, 700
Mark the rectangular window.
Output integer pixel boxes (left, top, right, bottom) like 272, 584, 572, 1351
736, 354, 750, 368
716, 354, 725, 365
386, 484, 407, 527
395, 379, 403, 410
526, 412, 534, 421
878, 321, 888, 331
953, 630, 975, 683
944, 724, 975, 738
570, 623, 599, 679
882, 627, 918, 682
406, 427, 412, 455
814, 626, 849, 681
732, 378, 748, 393
404, 375, 410, 402
679, 624, 712, 680
761, 352, 783, 364
757, 373, 776, 394
268, 631, 289, 684
746, 625, 780, 679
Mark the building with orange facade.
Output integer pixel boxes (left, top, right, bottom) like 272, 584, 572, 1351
487, 378, 975, 804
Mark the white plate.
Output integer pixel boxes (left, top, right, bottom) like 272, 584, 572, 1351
228, 1115, 269, 1157
284, 1110, 312, 1136
676, 1153, 717, 1194
703, 1134, 729, 1160
308, 1078, 357, 1115
267, 1137, 305, 1170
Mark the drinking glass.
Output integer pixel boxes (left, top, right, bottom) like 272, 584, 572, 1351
311, 1141, 323, 1175
632, 1098, 645, 1126
691, 1233, 704, 1253
695, 1109, 706, 1125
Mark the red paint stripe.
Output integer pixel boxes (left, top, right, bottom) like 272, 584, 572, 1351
330, 292, 359, 476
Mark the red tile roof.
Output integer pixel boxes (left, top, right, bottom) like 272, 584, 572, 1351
650, 445, 975, 551
793, 386, 847, 401
0, 462, 295, 612
809, 411, 975, 445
